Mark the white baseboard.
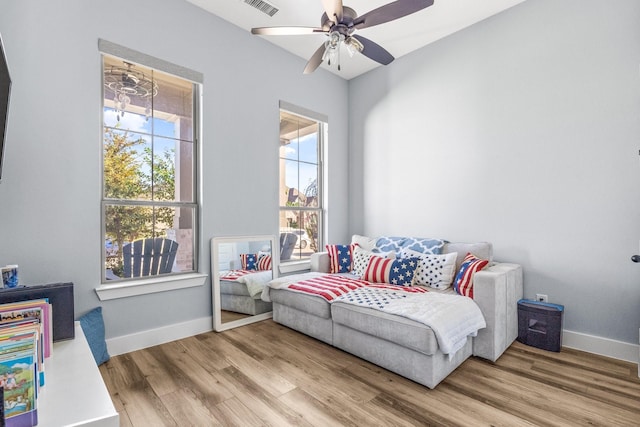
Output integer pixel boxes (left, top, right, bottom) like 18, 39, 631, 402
563, 329, 639, 365
106, 316, 213, 356
104, 319, 640, 373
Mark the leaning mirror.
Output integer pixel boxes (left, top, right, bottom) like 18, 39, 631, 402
211, 235, 278, 332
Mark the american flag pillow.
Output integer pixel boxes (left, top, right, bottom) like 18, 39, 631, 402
352, 246, 394, 276
240, 253, 258, 270
326, 244, 356, 273
257, 254, 272, 271
362, 255, 420, 286
453, 253, 489, 298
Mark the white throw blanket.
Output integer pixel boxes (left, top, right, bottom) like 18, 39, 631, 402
334, 287, 486, 355
234, 270, 273, 299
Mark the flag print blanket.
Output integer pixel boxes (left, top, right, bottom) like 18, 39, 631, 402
264, 272, 486, 355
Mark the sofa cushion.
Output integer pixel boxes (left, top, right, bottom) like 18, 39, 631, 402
443, 242, 492, 271
331, 302, 439, 356
220, 279, 251, 296
400, 249, 458, 289
454, 253, 489, 298
375, 236, 446, 257
351, 234, 377, 252
362, 255, 419, 286
269, 288, 332, 319
326, 244, 355, 273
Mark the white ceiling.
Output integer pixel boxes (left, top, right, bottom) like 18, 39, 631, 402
186, 0, 526, 80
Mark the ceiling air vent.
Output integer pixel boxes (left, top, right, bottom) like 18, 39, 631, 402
244, 0, 279, 17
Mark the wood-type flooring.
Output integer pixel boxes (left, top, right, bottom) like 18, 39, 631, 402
99, 319, 640, 426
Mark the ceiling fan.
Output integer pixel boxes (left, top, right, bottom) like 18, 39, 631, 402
251, 0, 435, 74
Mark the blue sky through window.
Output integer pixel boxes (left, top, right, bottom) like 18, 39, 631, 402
283, 132, 318, 194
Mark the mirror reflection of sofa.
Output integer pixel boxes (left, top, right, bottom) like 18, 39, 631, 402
279, 232, 298, 261
220, 276, 272, 315
218, 241, 273, 316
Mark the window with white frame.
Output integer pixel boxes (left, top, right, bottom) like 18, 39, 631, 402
101, 42, 200, 283
279, 103, 326, 263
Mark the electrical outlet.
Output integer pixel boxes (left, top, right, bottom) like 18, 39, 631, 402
536, 294, 548, 303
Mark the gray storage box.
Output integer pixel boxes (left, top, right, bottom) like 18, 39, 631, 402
517, 299, 564, 352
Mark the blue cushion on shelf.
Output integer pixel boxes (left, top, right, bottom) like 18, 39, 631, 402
79, 307, 110, 366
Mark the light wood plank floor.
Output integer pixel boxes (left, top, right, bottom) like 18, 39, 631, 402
99, 320, 640, 426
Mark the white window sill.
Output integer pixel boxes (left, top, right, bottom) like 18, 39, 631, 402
95, 273, 208, 301
279, 260, 311, 275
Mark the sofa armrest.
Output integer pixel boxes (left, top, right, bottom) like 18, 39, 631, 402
310, 252, 331, 273
472, 263, 523, 362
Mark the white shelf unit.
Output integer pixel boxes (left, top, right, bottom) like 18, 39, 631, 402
37, 322, 119, 426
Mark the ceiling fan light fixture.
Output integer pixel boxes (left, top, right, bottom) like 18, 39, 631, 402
104, 61, 158, 121
344, 36, 364, 57
327, 31, 343, 49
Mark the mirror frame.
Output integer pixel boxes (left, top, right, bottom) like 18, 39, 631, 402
211, 235, 278, 332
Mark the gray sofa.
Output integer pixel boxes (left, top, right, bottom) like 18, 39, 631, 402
269, 238, 523, 389
220, 278, 272, 315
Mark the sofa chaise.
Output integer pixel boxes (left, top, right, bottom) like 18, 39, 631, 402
265, 236, 523, 389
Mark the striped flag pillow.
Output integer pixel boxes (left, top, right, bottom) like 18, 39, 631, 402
453, 253, 489, 298
362, 255, 420, 286
326, 244, 356, 273
240, 253, 258, 270
257, 254, 272, 271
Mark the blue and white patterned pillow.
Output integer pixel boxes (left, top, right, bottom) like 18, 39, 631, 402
402, 237, 446, 254
375, 236, 446, 257
374, 236, 406, 254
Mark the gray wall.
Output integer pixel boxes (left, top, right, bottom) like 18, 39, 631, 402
0, 0, 349, 338
349, 0, 640, 344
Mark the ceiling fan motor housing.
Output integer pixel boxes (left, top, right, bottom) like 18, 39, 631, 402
321, 6, 358, 35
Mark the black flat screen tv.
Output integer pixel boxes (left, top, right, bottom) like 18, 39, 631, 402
0, 34, 11, 182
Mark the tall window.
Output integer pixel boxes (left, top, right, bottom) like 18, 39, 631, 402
279, 104, 326, 262
101, 49, 199, 282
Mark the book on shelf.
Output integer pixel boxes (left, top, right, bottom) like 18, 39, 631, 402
0, 299, 52, 427
0, 341, 37, 426
0, 300, 52, 359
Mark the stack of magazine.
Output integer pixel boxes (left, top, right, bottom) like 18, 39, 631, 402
0, 299, 52, 427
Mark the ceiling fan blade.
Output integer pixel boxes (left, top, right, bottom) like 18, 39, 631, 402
251, 26, 326, 36
303, 43, 327, 74
353, 0, 434, 30
321, 0, 344, 23
351, 35, 394, 65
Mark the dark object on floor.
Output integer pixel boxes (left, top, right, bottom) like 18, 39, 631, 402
517, 299, 564, 352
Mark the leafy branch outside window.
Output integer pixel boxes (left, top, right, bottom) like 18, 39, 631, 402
103, 128, 175, 276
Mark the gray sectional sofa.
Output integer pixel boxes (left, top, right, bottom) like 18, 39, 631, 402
220, 278, 272, 315
268, 237, 523, 389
